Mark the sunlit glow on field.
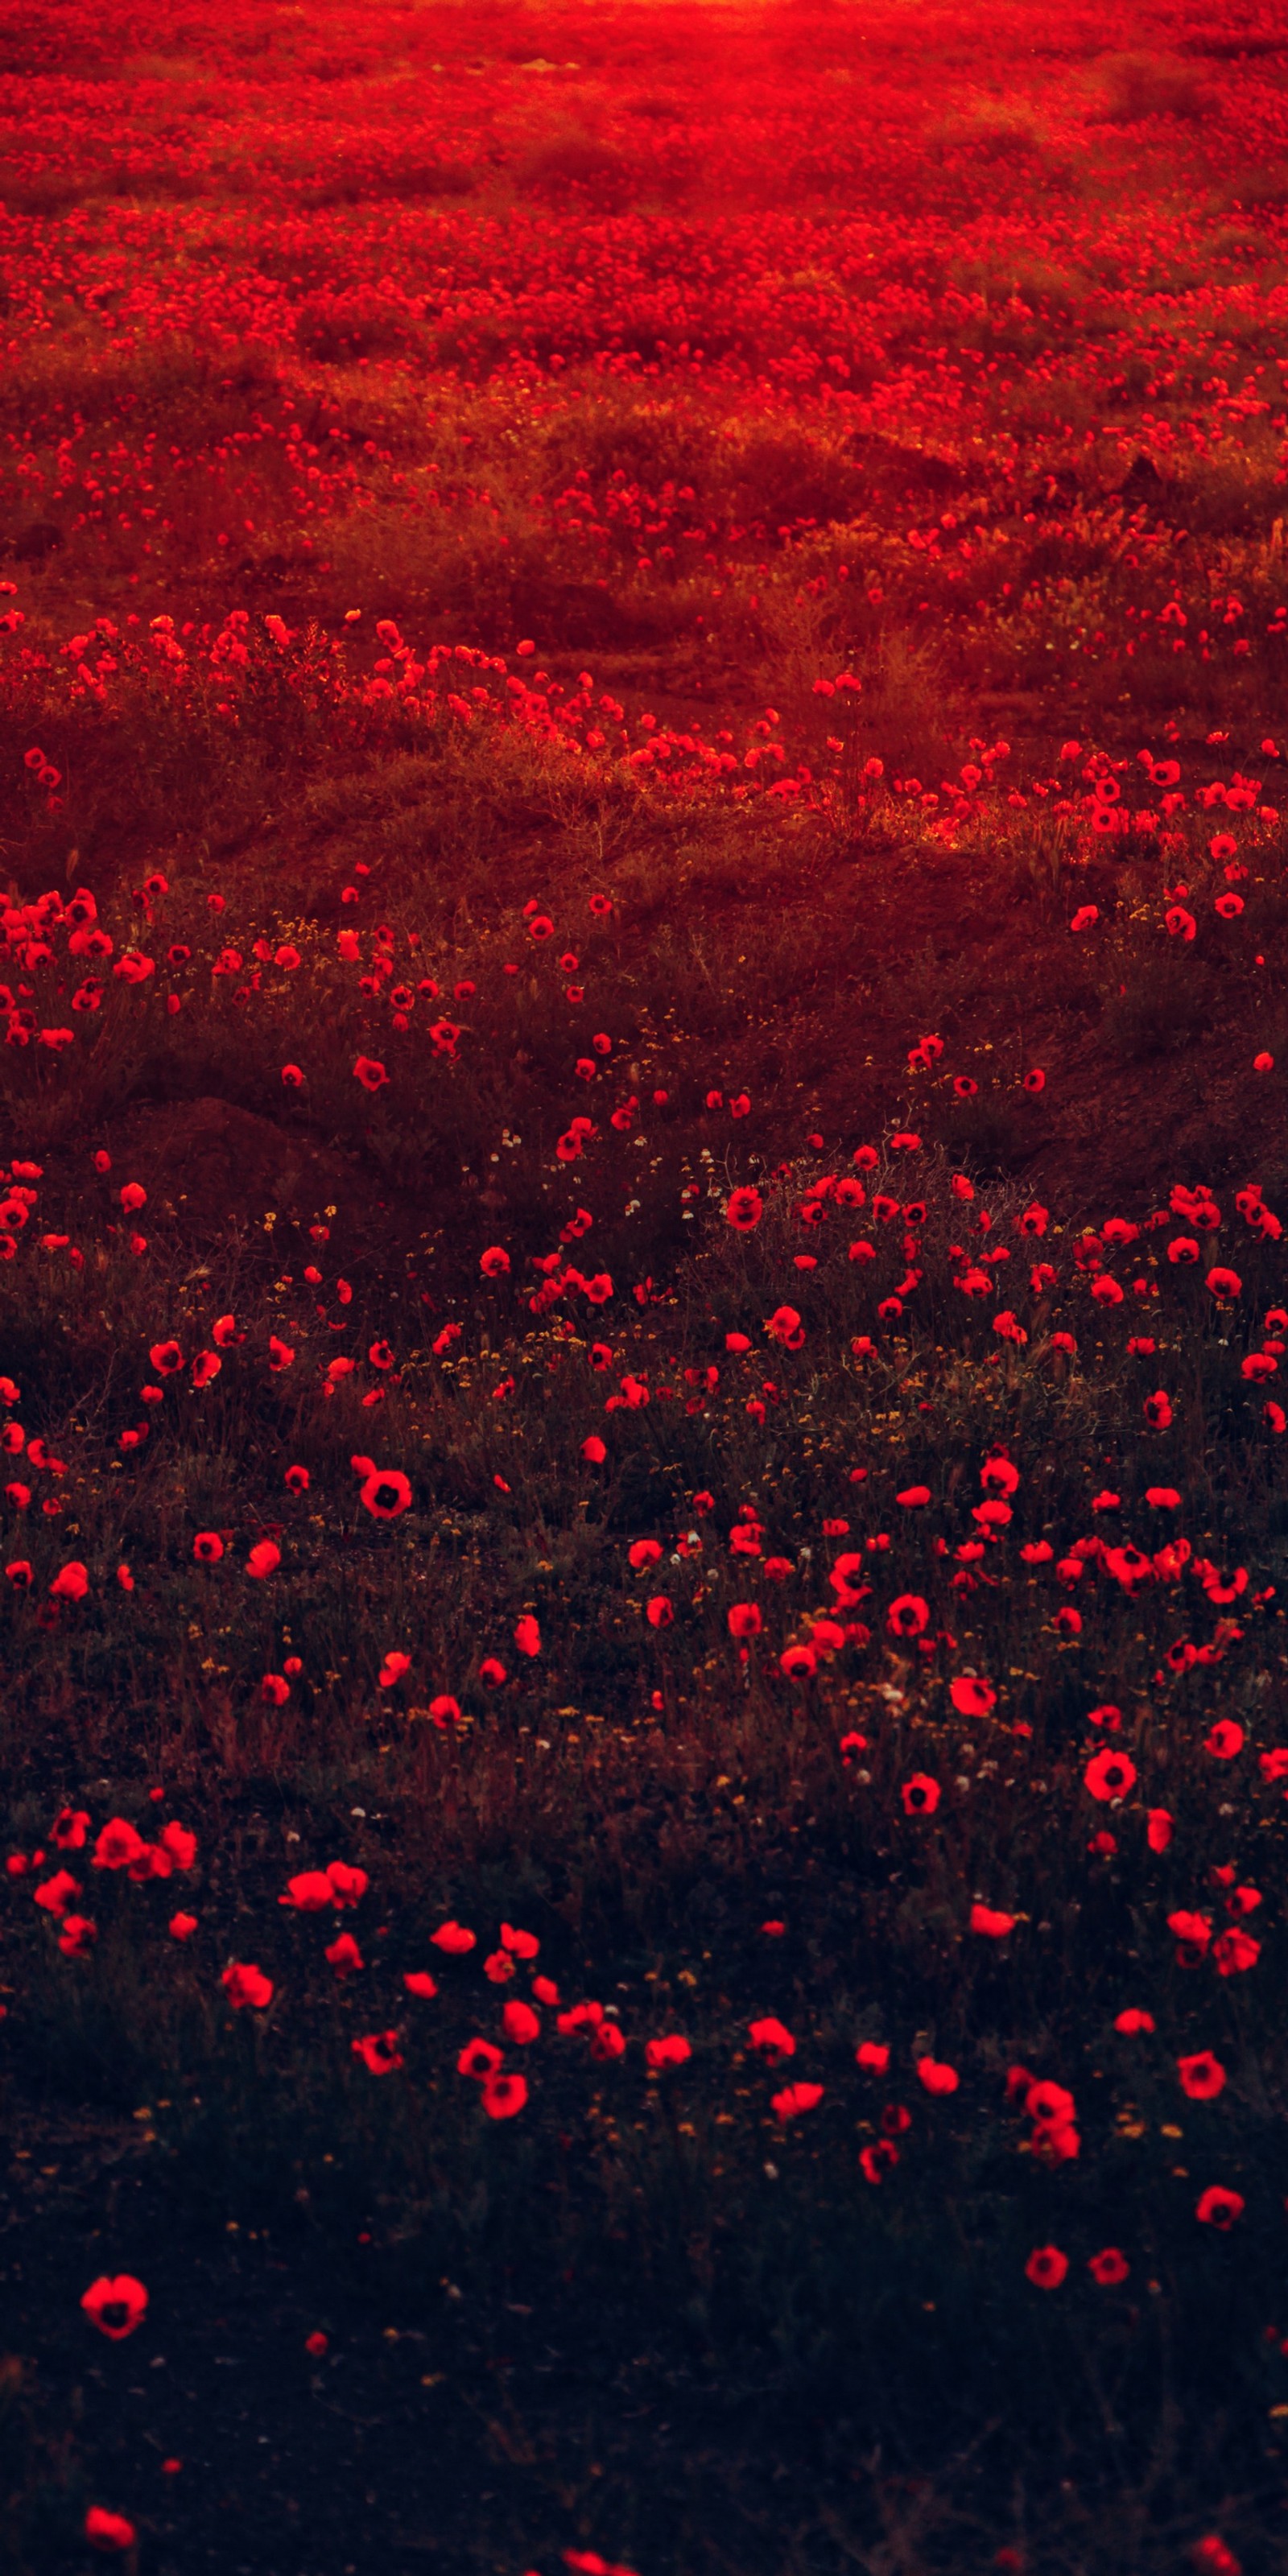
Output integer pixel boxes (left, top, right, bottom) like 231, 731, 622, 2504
2, 4, 1288, 2570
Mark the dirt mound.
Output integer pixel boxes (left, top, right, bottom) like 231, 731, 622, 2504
106, 1095, 367, 1238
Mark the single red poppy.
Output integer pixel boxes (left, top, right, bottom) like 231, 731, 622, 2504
81, 2274, 148, 2339
221, 1961, 273, 2009
353, 2030, 403, 2074
1178, 2050, 1225, 2100
773, 2081, 824, 2121
645, 2034, 691, 2068
1025, 2244, 1067, 2289
917, 2057, 959, 2095
887, 1592, 930, 1637
1088, 2248, 1129, 2285
1195, 2185, 1244, 2229
1084, 1748, 1137, 1802
360, 1470, 411, 1519
749, 2017, 795, 2060
482, 2071, 528, 2119
902, 1774, 941, 1817
85, 2507, 137, 2553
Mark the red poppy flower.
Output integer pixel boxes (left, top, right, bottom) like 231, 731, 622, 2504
896, 1484, 931, 1509
353, 1056, 388, 1091
773, 2081, 824, 2121
1178, 2050, 1226, 2100
1025, 2244, 1068, 2289
749, 2017, 795, 2060
81, 2274, 148, 2339
500, 2000, 539, 2046
1115, 2008, 1155, 2034
280, 1870, 334, 1912
1169, 1909, 1212, 1959
1088, 2248, 1129, 2285
861, 2140, 899, 2184
1195, 2185, 1244, 2229
1207, 1267, 1242, 1300
1204, 1719, 1244, 1760
1084, 1748, 1137, 1802
85, 2507, 137, 2553
482, 2071, 529, 2119
1191, 2541, 1242, 2576
724, 1187, 763, 1230
1213, 1926, 1261, 1975
459, 2037, 504, 2081
480, 1246, 510, 1278
326, 1933, 364, 1979
50, 1561, 88, 1600
360, 1469, 411, 1519
916, 2057, 959, 2095
887, 1592, 930, 1637
765, 1303, 804, 1348
353, 2029, 402, 2074
970, 1904, 1015, 1937
221, 1961, 273, 2009
159, 1822, 196, 1870
318, 1862, 364, 1909
432, 1920, 476, 1953
246, 1541, 279, 1579
902, 1774, 940, 1816
951, 1676, 997, 1716
855, 2041, 890, 2074
169, 1912, 197, 1940
646, 2034, 691, 2068
93, 1818, 147, 1872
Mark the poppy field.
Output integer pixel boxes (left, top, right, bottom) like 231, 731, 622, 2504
4, 0, 1288, 2568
